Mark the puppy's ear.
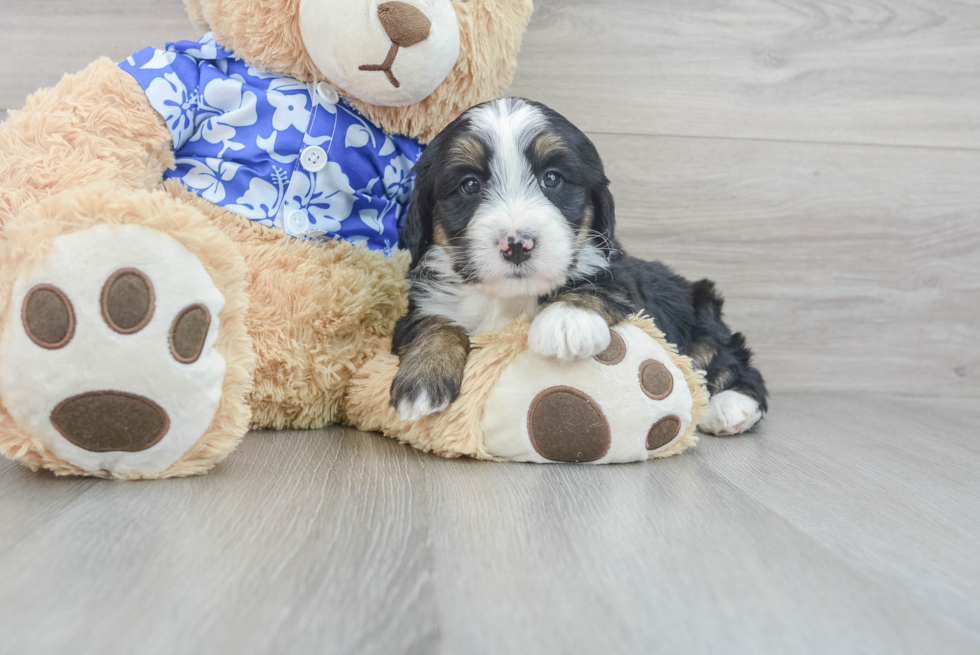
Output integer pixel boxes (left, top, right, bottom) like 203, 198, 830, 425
401, 157, 434, 269
590, 180, 616, 245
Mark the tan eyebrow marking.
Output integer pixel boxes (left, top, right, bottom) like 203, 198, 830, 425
533, 132, 568, 161
448, 136, 486, 170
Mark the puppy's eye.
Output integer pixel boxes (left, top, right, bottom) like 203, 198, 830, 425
541, 171, 563, 189
460, 177, 482, 195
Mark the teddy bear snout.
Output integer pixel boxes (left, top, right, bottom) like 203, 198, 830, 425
378, 1, 432, 48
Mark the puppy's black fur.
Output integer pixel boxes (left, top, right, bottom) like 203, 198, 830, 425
392, 99, 767, 418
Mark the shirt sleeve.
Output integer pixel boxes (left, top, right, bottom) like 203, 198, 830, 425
119, 47, 202, 152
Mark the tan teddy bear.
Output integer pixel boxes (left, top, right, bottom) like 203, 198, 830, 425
0, 0, 706, 479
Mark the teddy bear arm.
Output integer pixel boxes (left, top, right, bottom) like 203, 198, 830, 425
0, 59, 173, 225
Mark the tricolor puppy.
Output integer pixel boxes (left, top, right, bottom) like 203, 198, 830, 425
390, 98, 768, 436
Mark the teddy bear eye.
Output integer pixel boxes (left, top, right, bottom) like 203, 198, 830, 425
460, 177, 482, 195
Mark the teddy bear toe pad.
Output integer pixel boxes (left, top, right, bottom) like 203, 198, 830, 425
483, 325, 695, 464
0, 224, 226, 475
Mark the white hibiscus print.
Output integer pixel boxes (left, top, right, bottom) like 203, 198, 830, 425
225, 175, 285, 222
244, 62, 280, 80
346, 123, 371, 149
282, 164, 355, 234
194, 78, 258, 156
176, 158, 242, 204
143, 72, 197, 149
268, 91, 311, 133
140, 49, 177, 70
359, 209, 385, 234
256, 131, 298, 165
383, 154, 415, 205
182, 32, 219, 60
342, 105, 378, 149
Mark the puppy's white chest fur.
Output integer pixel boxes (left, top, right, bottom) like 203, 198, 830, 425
418, 284, 539, 337
414, 245, 611, 338
414, 246, 541, 336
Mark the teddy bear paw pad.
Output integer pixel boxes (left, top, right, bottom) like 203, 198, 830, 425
0, 224, 226, 476
483, 324, 696, 464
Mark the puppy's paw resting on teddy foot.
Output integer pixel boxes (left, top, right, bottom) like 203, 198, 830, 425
528, 303, 611, 361
699, 390, 763, 436
0, 187, 253, 479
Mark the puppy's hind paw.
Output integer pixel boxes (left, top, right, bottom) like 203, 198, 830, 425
528, 303, 611, 361
700, 390, 763, 436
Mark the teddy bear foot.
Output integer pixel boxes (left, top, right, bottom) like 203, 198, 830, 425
482, 323, 704, 464
0, 187, 253, 478
344, 316, 707, 465
0, 225, 226, 476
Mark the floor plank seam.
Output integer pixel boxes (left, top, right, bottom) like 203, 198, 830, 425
582, 130, 980, 154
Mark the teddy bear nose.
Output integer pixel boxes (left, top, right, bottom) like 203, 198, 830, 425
377, 1, 432, 48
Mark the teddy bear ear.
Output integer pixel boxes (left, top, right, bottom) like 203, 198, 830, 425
183, 0, 211, 35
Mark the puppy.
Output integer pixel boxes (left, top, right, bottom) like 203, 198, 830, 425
390, 98, 768, 436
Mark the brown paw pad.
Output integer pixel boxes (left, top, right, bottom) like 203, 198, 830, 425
593, 330, 626, 365
639, 359, 674, 400
647, 415, 682, 450
50, 391, 170, 453
527, 386, 611, 463
169, 304, 211, 364
22, 284, 75, 350
102, 268, 155, 334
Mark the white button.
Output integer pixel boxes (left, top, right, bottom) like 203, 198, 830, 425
301, 146, 327, 173
316, 81, 340, 105
285, 210, 309, 235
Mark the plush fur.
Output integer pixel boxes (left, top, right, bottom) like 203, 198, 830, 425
0, 61, 173, 224
164, 181, 411, 430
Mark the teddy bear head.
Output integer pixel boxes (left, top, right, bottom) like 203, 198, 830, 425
183, 0, 534, 142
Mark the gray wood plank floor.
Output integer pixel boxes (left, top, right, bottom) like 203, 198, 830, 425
1, 1, 978, 653
0, 394, 978, 654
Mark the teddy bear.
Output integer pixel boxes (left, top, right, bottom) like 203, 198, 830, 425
0, 0, 707, 479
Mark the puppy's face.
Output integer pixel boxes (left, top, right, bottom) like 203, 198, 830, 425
403, 98, 615, 298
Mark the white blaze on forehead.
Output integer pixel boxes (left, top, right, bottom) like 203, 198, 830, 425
462, 99, 577, 299
469, 98, 547, 206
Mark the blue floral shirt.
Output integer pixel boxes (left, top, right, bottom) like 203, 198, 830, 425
120, 33, 423, 254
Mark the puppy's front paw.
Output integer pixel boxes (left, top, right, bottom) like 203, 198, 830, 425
700, 390, 763, 436
393, 388, 451, 422
390, 361, 462, 422
528, 303, 611, 361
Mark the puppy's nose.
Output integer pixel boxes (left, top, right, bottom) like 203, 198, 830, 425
500, 235, 535, 265
378, 2, 432, 48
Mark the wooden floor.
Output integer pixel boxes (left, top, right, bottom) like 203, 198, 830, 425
1, 1, 979, 653
1, 395, 979, 654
